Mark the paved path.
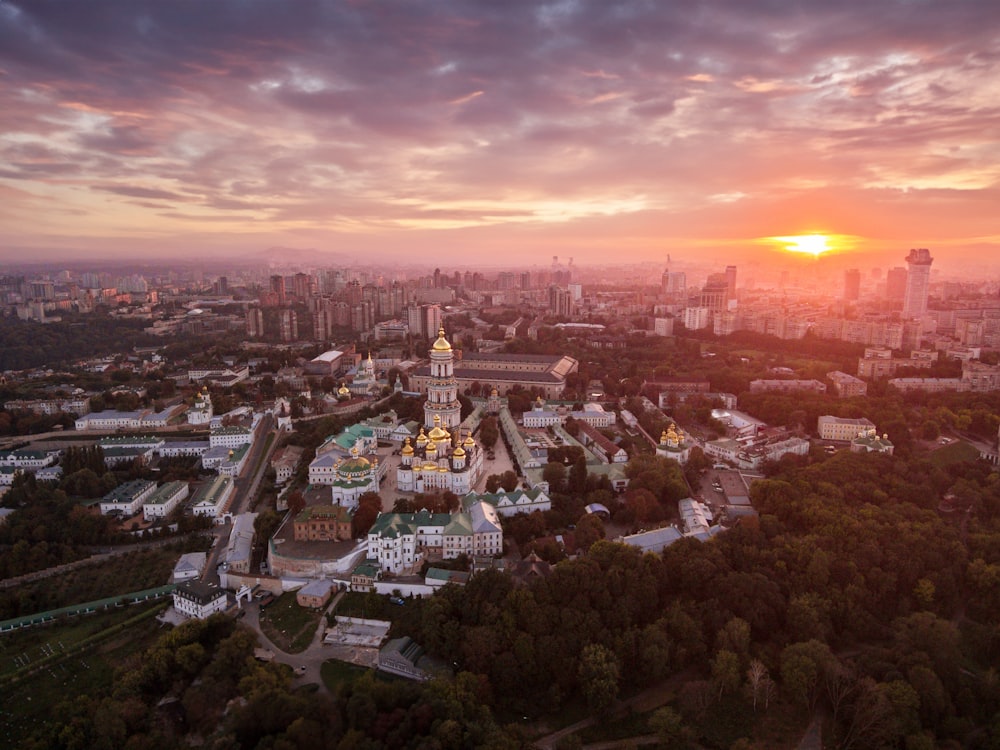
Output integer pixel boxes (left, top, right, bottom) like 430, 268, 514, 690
532, 669, 694, 750
241, 590, 362, 694
796, 713, 823, 750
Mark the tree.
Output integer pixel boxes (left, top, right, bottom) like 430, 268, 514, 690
573, 514, 605, 553
649, 706, 688, 748
285, 491, 305, 517
746, 659, 775, 712
577, 644, 620, 717
780, 640, 833, 710
711, 649, 741, 698
254, 510, 282, 543
542, 462, 566, 493
479, 417, 499, 450
499, 470, 518, 492
352, 493, 382, 537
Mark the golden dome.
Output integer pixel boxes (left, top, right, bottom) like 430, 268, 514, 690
452, 446, 466, 458
428, 425, 450, 442
428, 414, 450, 442
490, 387, 498, 396
660, 430, 668, 443
431, 328, 452, 352
337, 383, 350, 395
426, 440, 438, 453
464, 435, 476, 447
415, 428, 428, 445
423, 462, 438, 471
401, 438, 414, 456
437, 465, 449, 473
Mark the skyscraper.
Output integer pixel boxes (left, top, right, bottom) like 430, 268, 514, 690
902, 249, 933, 319
843, 269, 861, 301
724, 265, 737, 300
885, 267, 907, 302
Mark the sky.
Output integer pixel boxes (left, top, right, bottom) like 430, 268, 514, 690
1, 0, 999, 267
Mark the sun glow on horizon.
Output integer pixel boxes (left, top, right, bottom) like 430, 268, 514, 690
771, 233, 835, 257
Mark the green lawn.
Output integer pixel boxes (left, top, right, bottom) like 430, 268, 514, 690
0, 604, 161, 678
320, 659, 371, 691
0, 604, 165, 743
259, 592, 322, 653
0, 544, 202, 621
576, 707, 657, 743
927, 440, 981, 468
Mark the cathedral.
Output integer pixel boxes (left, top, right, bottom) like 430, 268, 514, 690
396, 329, 484, 494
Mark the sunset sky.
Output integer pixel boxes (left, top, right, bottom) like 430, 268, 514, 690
1, 0, 998, 266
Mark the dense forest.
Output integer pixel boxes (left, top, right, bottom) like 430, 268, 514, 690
0, 315, 163, 371
12, 447, 1000, 748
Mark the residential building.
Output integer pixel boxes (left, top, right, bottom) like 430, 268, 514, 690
461, 489, 552, 517
749, 379, 827, 395
817, 415, 876, 442
902, 248, 933, 319
293, 504, 353, 542
190, 475, 235, 519
99, 480, 156, 517
209, 425, 254, 450
224, 513, 257, 573
172, 580, 228, 620
297, 580, 334, 609
367, 501, 503, 575
827, 371, 868, 398
142, 481, 190, 521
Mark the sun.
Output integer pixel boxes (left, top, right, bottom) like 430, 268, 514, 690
772, 234, 833, 257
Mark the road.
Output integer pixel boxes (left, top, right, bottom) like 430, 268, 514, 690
238, 590, 357, 693
203, 414, 278, 585
531, 668, 695, 749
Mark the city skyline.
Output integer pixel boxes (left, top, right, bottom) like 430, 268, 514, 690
1, 1, 999, 266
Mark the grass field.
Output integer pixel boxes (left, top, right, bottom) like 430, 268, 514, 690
259, 592, 323, 653
320, 659, 371, 691
0, 544, 203, 621
927, 440, 981, 468
0, 603, 166, 744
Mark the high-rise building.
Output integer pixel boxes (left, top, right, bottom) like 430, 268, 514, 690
843, 269, 861, 301
278, 309, 298, 341
548, 286, 574, 316
902, 249, 933, 319
246, 308, 264, 338
292, 272, 313, 301
885, 267, 907, 302
270, 275, 286, 305
725, 265, 737, 300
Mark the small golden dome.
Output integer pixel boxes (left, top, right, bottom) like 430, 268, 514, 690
660, 430, 668, 443
337, 383, 350, 395
431, 328, 452, 352
490, 387, 498, 396
464, 435, 476, 447
415, 428, 428, 445
452, 446, 466, 458
401, 438, 414, 455
426, 441, 438, 453
438, 465, 449, 473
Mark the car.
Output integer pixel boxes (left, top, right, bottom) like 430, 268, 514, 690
389, 596, 405, 606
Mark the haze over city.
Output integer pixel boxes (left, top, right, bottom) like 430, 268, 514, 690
1, 0, 999, 270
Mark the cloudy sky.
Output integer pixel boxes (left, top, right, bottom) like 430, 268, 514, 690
1, 0, 998, 266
